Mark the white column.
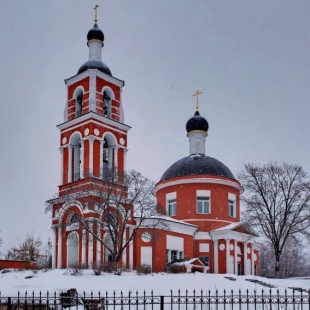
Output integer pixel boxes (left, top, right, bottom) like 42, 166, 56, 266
214, 240, 218, 273
99, 140, 104, 177
97, 239, 101, 266
88, 223, 93, 267
113, 146, 118, 170
129, 228, 133, 270
166, 249, 171, 263
226, 239, 230, 273
88, 138, 95, 176
82, 229, 86, 264
243, 242, 247, 275
234, 240, 238, 275
57, 228, 62, 268
59, 147, 64, 185
52, 228, 57, 269
80, 140, 84, 179
251, 244, 255, 275
68, 145, 72, 183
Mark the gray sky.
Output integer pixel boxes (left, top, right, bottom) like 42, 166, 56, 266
0, 1, 309, 254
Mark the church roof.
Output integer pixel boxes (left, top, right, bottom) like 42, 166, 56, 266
77, 60, 112, 75
160, 154, 235, 181
186, 111, 209, 133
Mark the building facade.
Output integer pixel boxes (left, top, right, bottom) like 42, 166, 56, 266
48, 19, 260, 275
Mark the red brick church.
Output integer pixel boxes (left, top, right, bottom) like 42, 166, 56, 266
48, 15, 261, 275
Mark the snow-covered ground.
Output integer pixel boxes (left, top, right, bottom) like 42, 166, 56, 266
1, 269, 310, 297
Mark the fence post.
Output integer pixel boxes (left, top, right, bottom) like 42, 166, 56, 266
7, 297, 12, 310
160, 296, 164, 310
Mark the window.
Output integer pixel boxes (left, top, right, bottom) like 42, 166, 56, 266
168, 199, 176, 216
199, 256, 209, 266
103, 90, 112, 118
171, 250, 178, 261
197, 197, 210, 214
75, 91, 83, 117
70, 214, 79, 223
228, 199, 235, 217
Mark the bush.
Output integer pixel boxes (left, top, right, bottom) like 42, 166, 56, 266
66, 263, 87, 276
136, 264, 152, 275
165, 264, 184, 274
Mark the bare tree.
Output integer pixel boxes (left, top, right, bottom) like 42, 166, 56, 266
238, 162, 310, 273
260, 238, 310, 278
10, 233, 43, 262
46, 169, 164, 265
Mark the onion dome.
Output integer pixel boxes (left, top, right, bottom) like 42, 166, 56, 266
77, 60, 112, 75
87, 23, 104, 45
160, 154, 235, 181
186, 111, 209, 133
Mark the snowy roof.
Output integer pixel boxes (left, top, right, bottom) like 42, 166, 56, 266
138, 214, 198, 228
212, 222, 259, 237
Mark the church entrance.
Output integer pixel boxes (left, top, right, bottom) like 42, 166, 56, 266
67, 232, 79, 267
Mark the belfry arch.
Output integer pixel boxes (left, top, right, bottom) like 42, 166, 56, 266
70, 133, 82, 181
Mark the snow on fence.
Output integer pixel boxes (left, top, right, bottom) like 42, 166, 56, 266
0, 289, 310, 310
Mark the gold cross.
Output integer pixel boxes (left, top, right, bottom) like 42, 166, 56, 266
94, 4, 99, 23
193, 90, 202, 111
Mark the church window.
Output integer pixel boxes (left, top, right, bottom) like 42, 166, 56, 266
171, 250, 178, 261
104, 213, 118, 232
228, 200, 235, 217
75, 91, 83, 117
70, 214, 79, 223
197, 197, 210, 214
199, 256, 209, 266
228, 193, 236, 217
168, 199, 176, 216
103, 90, 112, 118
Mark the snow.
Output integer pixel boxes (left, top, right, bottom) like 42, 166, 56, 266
1, 269, 310, 297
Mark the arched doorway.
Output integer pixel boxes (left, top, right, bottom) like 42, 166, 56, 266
67, 232, 79, 267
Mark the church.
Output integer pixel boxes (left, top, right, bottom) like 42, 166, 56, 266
48, 13, 261, 275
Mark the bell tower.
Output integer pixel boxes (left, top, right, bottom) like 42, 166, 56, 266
59, 15, 130, 185
49, 9, 131, 269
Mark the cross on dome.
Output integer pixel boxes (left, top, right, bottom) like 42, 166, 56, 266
193, 90, 202, 112
94, 4, 99, 23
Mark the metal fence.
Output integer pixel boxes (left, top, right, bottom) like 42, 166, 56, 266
0, 289, 310, 310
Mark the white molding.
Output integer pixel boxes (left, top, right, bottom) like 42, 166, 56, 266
65, 69, 124, 88
194, 232, 212, 240
57, 112, 131, 133
182, 219, 234, 224
153, 177, 242, 195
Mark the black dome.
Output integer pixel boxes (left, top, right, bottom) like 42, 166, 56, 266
78, 60, 112, 76
87, 23, 104, 43
186, 111, 209, 133
160, 154, 235, 181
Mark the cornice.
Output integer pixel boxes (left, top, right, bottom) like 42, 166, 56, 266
57, 112, 131, 132
65, 69, 124, 88
153, 177, 243, 195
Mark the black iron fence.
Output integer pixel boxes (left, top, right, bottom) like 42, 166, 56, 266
0, 289, 310, 310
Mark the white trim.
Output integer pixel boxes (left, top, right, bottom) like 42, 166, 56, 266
65, 69, 125, 88
214, 240, 218, 273
153, 177, 242, 195
58, 113, 131, 134
194, 232, 212, 240
182, 219, 234, 224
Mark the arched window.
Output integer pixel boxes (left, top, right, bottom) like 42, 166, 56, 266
104, 213, 117, 232
75, 90, 83, 117
103, 90, 112, 118
102, 138, 109, 170
70, 214, 79, 223
71, 133, 82, 181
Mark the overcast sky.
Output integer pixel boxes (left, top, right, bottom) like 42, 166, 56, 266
0, 1, 309, 254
